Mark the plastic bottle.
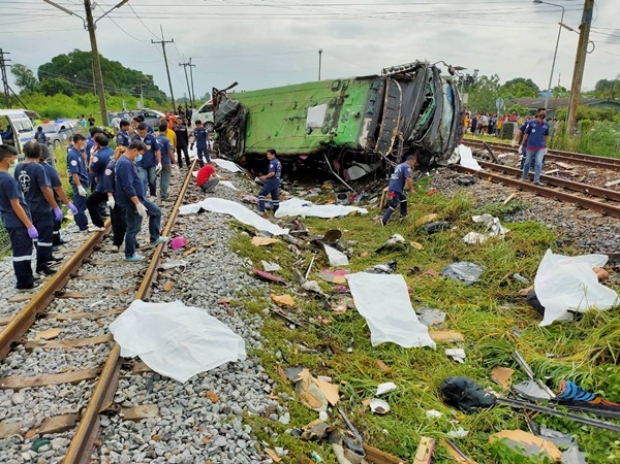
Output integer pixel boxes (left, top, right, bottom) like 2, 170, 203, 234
512, 273, 530, 285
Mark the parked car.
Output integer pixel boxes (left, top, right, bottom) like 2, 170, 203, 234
40, 119, 83, 148
191, 100, 214, 130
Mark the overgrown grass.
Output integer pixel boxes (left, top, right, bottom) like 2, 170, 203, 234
228, 181, 620, 463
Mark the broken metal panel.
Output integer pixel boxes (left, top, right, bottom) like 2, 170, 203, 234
374, 78, 402, 157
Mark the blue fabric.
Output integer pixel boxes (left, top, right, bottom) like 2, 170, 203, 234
522, 149, 546, 182
524, 119, 550, 150
14, 162, 51, 214
115, 156, 144, 208
102, 159, 117, 194
194, 126, 208, 149
40, 162, 62, 189
268, 157, 282, 179
0, 171, 31, 229
91, 146, 114, 193
124, 206, 141, 259
67, 147, 89, 185
115, 130, 130, 147
7, 225, 34, 288
156, 134, 173, 165
258, 180, 280, 213
382, 191, 407, 224
387, 162, 412, 193
160, 165, 171, 198
85, 137, 95, 163
132, 133, 161, 169
557, 381, 596, 402
34, 131, 47, 144
137, 166, 157, 197
197, 148, 209, 166
31, 209, 53, 270
69, 184, 88, 230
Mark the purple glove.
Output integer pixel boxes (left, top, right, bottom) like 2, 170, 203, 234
68, 202, 78, 215
53, 207, 63, 222
27, 226, 38, 239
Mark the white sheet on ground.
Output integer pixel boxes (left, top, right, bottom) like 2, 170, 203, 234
458, 145, 482, 171
274, 197, 368, 219
535, 249, 619, 326
324, 244, 349, 266
346, 273, 435, 349
110, 300, 247, 383
213, 159, 242, 172
178, 198, 289, 235
220, 181, 238, 191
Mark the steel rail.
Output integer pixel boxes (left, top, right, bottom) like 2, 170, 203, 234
475, 159, 620, 203
454, 165, 620, 219
466, 139, 620, 170
63, 160, 197, 464
0, 222, 111, 361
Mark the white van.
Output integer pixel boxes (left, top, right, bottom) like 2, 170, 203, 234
191, 100, 214, 130
0, 109, 35, 157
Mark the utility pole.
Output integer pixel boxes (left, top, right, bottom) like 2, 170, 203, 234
188, 58, 196, 104
566, 0, 594, 133
179, 56, 194, 107
0, 49, 11, 108
152, 25, 175, 111
318, 49, 323, 81
43, 0, 129, 126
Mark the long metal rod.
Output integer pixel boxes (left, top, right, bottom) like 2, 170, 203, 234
0, 223, 111, 361
63, 160, 197, 464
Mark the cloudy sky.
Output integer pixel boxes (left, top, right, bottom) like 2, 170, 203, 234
1, 0, 619, 105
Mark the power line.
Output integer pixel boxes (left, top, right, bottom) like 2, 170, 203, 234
128, 3, 159, 39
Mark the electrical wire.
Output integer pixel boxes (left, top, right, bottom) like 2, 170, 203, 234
127, 3, 159, 39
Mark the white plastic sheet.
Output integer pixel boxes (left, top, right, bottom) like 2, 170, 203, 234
346, 273, 435, 349
535, 249, 619, 326
110, 300, 247, 383
213, 159, 242, 173
323, 244, 349, 266
458, 145, 482, 171
220, 181, 238, 191
179, 198, 289, 236
274, 198, 368, 219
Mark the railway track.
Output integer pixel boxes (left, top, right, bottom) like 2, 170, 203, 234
0, 162, 196, 463
466, 139, 620, 171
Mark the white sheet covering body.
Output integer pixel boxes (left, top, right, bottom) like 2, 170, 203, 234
274, 198, 368, 219
213, 159, 242, 172
346, 273, 435, 349
535, 250, 619, 326
458, 145, 482, 171
178, 198, 289, 235
110, 300, 247, 383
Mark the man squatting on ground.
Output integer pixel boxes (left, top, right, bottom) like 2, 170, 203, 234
380, 155, 416, 226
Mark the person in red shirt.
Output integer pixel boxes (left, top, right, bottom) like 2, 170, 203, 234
196, 162, 227, 193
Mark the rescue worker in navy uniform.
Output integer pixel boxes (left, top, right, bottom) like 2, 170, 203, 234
14, 141, 63, 275
173, 118, 190, 169
86, 134, 114, 231
116, 120, 131, 147
34, 126, 54, 168
192, 120, 209, 167
115, 140, 168, 262
34, 126, 47, 145
85, 126, 102, 165
67, 134, 90, 231
156, 123, 176, 200
380, 155, 416, 226
104, 146, 128, 251
132, 123, 162, 198
0, 145, 40, 290
258, 148, 282, 218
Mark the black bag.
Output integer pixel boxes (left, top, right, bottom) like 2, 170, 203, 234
440, 376, 497, 413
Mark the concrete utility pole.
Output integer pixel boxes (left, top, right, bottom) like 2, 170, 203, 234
567, 0, 595, 133
188, 58, 196, 104
179, 56, 194, 107
0, 49, 11, 108
318, 49, 323, 81
152, 25, 175, 111
43, 0, 129, 126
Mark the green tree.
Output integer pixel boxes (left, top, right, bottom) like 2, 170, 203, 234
11, 64, 39, 93
593, 79, 620, 99
500, 77, 540, 98
468, 74, 501, 113
40, 77, 73, 97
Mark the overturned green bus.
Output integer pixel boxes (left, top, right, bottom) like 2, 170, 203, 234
213, 61, 462, 182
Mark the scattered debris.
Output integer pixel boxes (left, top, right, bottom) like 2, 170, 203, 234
34, 328, 61, 341
318, 269, 350, 284
425, 409, 443, 419
271, 294, 295, 307
264, 448, 283, 463
261, 260, 282, 272
110, 300, 247, 383
251, 236, 280, 246
281, 367, 339, 412
324, 244, 349, 267
537, 426, 588, 464
410, 241, 424, 251
457, 145, 482, 171
442, 262, 484, 285
162, 281, 175, 292
489, 430, 561, 462
512, 273, 529, 285
416, 309, 446, 327
440, 377, 497, 413
472, 214, 509, 236
376, 382, 397, 396
462, 232, 488, 245
491, 367, 514, 390
376, 234, 410, 253
212, 158, 242, 172
252, 269, 286, 285
446, 428, 469, 439
429, 330, 464, 343
413, 437, 435, 463
415, 214, 438, 227
457, 176, 476, 186
369, 398, 390, 415
445, 348, 466, 363
160, 259, 188, 271
423, 221, 451, 234
346, 273, 435, 348
502, 192, 517, 205
604, 178, 620, 188
364, 260, 398, 274
443, 439, 478, 464
274, 198, 368, 219
169, 236, 187, 250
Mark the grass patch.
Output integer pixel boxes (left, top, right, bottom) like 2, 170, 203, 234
230, 180, 620, 463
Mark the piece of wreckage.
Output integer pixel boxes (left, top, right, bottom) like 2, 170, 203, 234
212, 60, 463, 185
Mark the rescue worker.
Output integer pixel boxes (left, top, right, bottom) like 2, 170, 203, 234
258, 148, 281, 218
67, 134, 90, 231
192, 120, 209, 167
86, 134, 114, 231
132, 123, 162, 197
85, 126, 103, 165
0, 145, 39, 290
34, 126, 47, 145
14, 141, 62, 275
156, 123, 176, 200
115, 120, 131, 147
520, 108, 550, 186
103, 146, 127, 252
34, 126, 54, 167
174, 118, 190, 168
380, 155, 416, 227
115, 140, 168, 262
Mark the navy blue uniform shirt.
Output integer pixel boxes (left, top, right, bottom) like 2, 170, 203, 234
91, 146, 114, 193
156, 134, 174, 165
518, 122, 528, 145
267, 157, 282, 182
387, 162, 412, 193
40, 162, 62, 189
85, 137, 95, 163
34, 131, 47, 144
67, 147, 89, 186
524, 119, 550, 151
132, 134, 160, 169
14, 162, 52, 213
0, 171, 31, 228
115, 155, 144, 208
102, 159, 117, 195
116, 130, 130, 147
194, 127, 208, 149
